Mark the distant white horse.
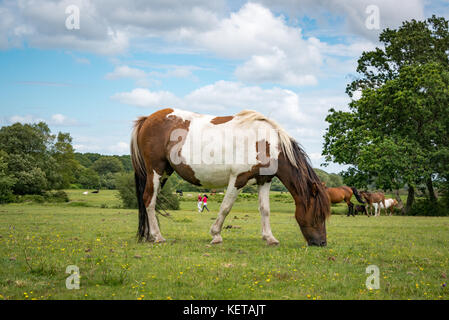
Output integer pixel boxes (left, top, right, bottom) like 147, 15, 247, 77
372, 198, 399, 216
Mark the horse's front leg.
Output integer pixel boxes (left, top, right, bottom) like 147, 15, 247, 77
210, 176, 240, 244
258, 182, 279, 245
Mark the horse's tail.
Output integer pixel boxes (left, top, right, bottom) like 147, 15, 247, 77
131, 116, 149, 241
351, 187, 365, 204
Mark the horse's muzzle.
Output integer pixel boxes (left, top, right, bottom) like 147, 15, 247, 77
308, 240, 327, 247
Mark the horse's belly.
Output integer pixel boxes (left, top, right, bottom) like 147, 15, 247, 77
186, 163, 253, 188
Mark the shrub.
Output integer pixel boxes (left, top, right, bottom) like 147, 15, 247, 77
48, 190, 69, 203
115, 173, 137, 209
408, 198, 448, 216
116, 172, 179, 210
13, 191, 69, 204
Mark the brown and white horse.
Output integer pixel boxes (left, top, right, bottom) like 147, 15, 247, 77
360, 191, 387, 216
131, 108, 330, 246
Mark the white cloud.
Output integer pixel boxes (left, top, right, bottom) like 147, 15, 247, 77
0, 0, 224, 54
257, 0, 425, 41
105, 64, 199, 87
109, 141, 129, 154
178, 3, 324, 87
73, 135, 130, 155
8, 113, 78, 126
105, 65, 146, 80
112, 88, 181, 108
9, 115, 45, 124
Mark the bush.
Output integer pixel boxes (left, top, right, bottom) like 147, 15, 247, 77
115, 173, 137, 209
408, 198, 448, 216
116, 172, 179, 210
14, 191, 69, 204
48, 190, 70, 203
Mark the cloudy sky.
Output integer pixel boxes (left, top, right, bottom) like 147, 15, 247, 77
1, 0, 448, 172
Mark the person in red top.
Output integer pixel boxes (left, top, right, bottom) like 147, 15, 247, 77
201, 195, 209, 212
197, 194, 202, 213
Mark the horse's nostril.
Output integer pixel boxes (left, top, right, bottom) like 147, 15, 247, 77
320, 241, 327, 246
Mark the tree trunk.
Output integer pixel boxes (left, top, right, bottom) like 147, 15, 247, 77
426, 177, 437, 202
405, 186, 415, 214
395, 189, 405, 215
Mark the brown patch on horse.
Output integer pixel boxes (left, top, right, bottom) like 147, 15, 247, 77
210, 116, 233, 125
136, 107, 202, 185
234, 140, 274, 189
165, 115, 202, 186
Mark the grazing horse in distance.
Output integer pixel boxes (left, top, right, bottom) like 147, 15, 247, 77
372, 198, 399, 216
131, 108, 330, 246
360, 191, 386, 216
323, 184, 365, 216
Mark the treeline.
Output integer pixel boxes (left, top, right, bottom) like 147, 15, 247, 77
0, 121, 135, 202
73, 153, 132, 189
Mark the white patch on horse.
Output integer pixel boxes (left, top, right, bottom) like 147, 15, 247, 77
167, 109, 281, 188
210, 175, 241, 244
146, 170, 165, 242
258, 182, 279, 245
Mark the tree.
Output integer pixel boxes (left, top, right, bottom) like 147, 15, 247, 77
0, 151, 16, 203
92, 157, 124, 176
75, 166, 100, 189
52, 132, 78, 188
324, 16, 449, 213
0, 122, 78, 195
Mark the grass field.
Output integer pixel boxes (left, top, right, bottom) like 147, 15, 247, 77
0, 190, 448, 300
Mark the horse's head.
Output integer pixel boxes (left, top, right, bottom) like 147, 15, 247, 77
359, 190, 369, 200
294, 182, 330, 247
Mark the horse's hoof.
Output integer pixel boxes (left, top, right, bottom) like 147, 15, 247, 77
210, 236, 223, 244
266, 238, 280, 246
154, 236, 166, 243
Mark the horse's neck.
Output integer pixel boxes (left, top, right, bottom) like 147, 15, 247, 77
275, 160, 303, 206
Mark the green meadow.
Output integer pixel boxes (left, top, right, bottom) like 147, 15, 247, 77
0, 190, 448, 300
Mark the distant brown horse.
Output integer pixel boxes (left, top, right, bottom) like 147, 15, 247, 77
324, 184, 365, 216
360, 191, 386, 216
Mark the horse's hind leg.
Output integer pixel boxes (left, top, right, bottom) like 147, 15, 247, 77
210, 175, 241, 244
258, 182, 279, 245
143, 170, 165, 243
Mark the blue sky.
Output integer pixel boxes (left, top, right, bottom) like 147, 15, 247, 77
1, 0, 448, 173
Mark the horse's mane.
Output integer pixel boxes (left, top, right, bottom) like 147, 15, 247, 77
289, 138, 331, 223
234, 110, 298, 168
